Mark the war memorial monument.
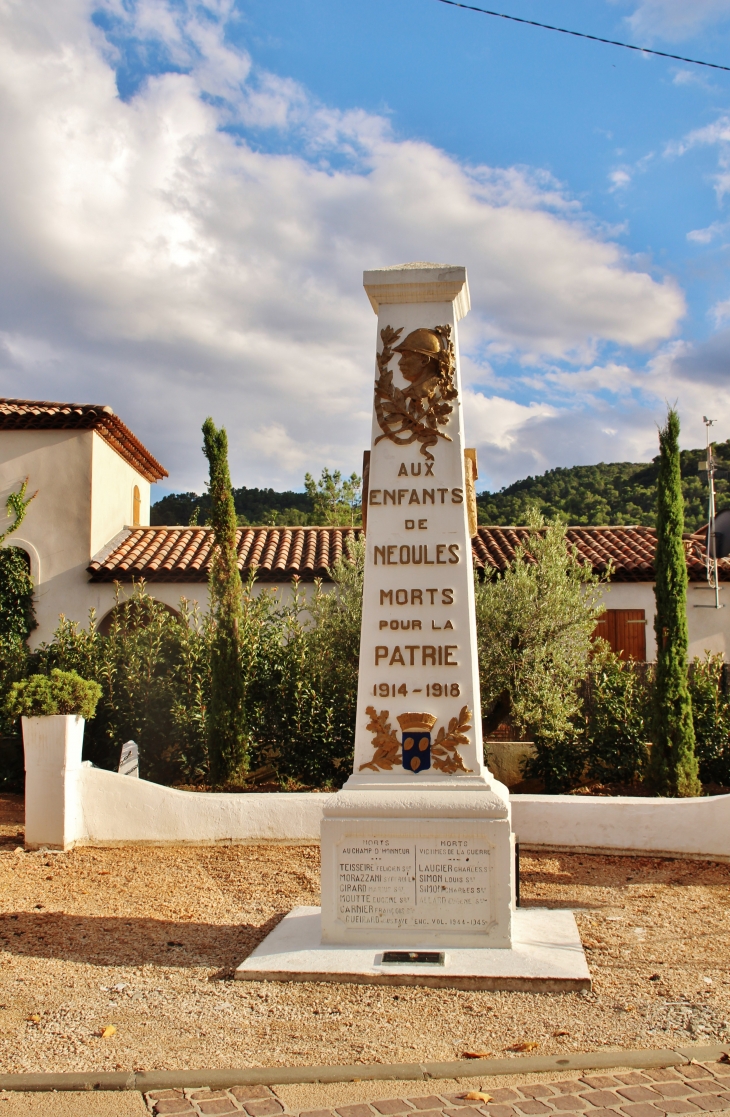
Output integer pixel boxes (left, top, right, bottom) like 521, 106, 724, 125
237, 263, 589, 990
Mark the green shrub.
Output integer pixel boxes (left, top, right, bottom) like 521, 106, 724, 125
0, 545, 37, 736
523, 730, 588, 794
0, 546, 37, 644
7, 669, 101, 719
34, 586, 209, 781
248, 540, 363, 787
0, 544, 38, 790
689, 654, 730, 788
581, 651, 651, 785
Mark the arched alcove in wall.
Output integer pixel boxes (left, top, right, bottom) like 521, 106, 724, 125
5, 538, 41, 584
97, 598, 180, 637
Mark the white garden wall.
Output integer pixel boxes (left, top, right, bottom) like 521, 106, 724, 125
23, 737, 730, 859
71, 767, 331, 847
510, 793, 730, 860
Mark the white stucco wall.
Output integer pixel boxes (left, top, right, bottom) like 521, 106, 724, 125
599, 582, 657, 660
0, 428, 153, 646
599, 580, 730, 662
23, 742, 730, 858
511, 792, 730, 860
90, 433, 150, 554
1, 429, 94, 647
687, 582, 728, 659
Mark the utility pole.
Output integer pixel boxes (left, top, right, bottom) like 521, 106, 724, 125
698, 416, 722, 610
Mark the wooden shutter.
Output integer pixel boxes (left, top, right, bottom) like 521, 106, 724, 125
593, 609, 646, 661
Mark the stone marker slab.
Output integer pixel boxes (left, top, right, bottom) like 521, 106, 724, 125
234, 905, 591, 991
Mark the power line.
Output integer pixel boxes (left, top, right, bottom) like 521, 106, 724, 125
434, 0, 730, 73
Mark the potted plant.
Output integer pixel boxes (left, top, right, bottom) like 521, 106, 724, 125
6, 670, 102, 849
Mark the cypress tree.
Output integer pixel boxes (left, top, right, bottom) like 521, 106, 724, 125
651, 408, 701, 797
202, 417, 247, 784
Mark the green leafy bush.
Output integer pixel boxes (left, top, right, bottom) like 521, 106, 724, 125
689, 654, 730, 788
247, 540, 363, 787
0, 546, 37, 645
11, 549, 362, 789
7, 669, 101, 719
34, 588, 209, 781
524, 730, 588, 794
580, 651, 651, 786
0, 545, 38, 789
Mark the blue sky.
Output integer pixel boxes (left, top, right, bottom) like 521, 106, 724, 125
2, 0, 730, 499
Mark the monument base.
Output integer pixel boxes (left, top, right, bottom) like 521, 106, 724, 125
320, 788, 515, 948
234, 905, 591, 992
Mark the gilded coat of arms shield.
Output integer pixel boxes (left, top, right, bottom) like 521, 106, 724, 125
397, 712, 438, 772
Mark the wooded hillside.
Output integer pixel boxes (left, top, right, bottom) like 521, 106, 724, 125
476, 440, 730, 533
151, 441, 730, 532
151, 487, 312, 527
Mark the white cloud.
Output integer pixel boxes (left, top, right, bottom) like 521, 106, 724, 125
711, 299, 730, 326
666, 115, 730, 201
686, 220, 730, 244
464, 391, 557, 451
668, 117, 730, 156
541, 361, 641, 400
0, 0, 686, 493
624, 0, 730, 41
609, 169, 632, 191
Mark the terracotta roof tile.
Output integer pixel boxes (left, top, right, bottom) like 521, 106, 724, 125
0, 398, 167, 482
88, 523, 727, 584
472, 524, 727, 582
88, 526, 363, 582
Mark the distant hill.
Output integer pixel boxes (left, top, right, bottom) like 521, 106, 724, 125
151, 440, 730, 534
476, 440, 730, 534
151, 486, 313, 527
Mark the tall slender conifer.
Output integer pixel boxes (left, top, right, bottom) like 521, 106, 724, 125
202, 417, 247, 783
651, 409, 700, 797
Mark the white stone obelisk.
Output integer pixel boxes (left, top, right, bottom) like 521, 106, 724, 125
320, 264, 515, 949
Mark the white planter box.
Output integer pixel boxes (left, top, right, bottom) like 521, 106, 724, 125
22, 714, 85, 850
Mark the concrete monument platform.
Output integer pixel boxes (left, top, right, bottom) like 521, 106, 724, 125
235, 905, 591, 992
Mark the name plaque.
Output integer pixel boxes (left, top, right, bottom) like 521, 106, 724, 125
336, 838, 492, 930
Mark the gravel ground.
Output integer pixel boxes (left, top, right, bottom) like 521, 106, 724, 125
1, 793, 729, 1075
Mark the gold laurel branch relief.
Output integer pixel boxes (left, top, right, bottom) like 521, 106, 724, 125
374, 324, 458, 461
431, 706, 473, 774
360, 705, 473, 774
360, 707, 401, 771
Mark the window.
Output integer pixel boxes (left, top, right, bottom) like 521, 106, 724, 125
593, 609, 647, 661
132, 485, 141, 527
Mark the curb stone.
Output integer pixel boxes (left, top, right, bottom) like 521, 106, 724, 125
140, 1057, 730, 1117
0, 1046, 728, 1094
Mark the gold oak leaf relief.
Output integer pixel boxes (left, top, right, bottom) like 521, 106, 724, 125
361, 705, 473, 774
361, 707, 401, 772
374, 324, 458, 461
431, 705, 473, 774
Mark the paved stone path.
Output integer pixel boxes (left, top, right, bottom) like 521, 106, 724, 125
144, 1060, 730, 1117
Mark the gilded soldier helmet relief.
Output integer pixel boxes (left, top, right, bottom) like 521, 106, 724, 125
374, 324, 457, 460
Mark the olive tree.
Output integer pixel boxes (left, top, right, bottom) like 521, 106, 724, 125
474, 514, 606, 787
